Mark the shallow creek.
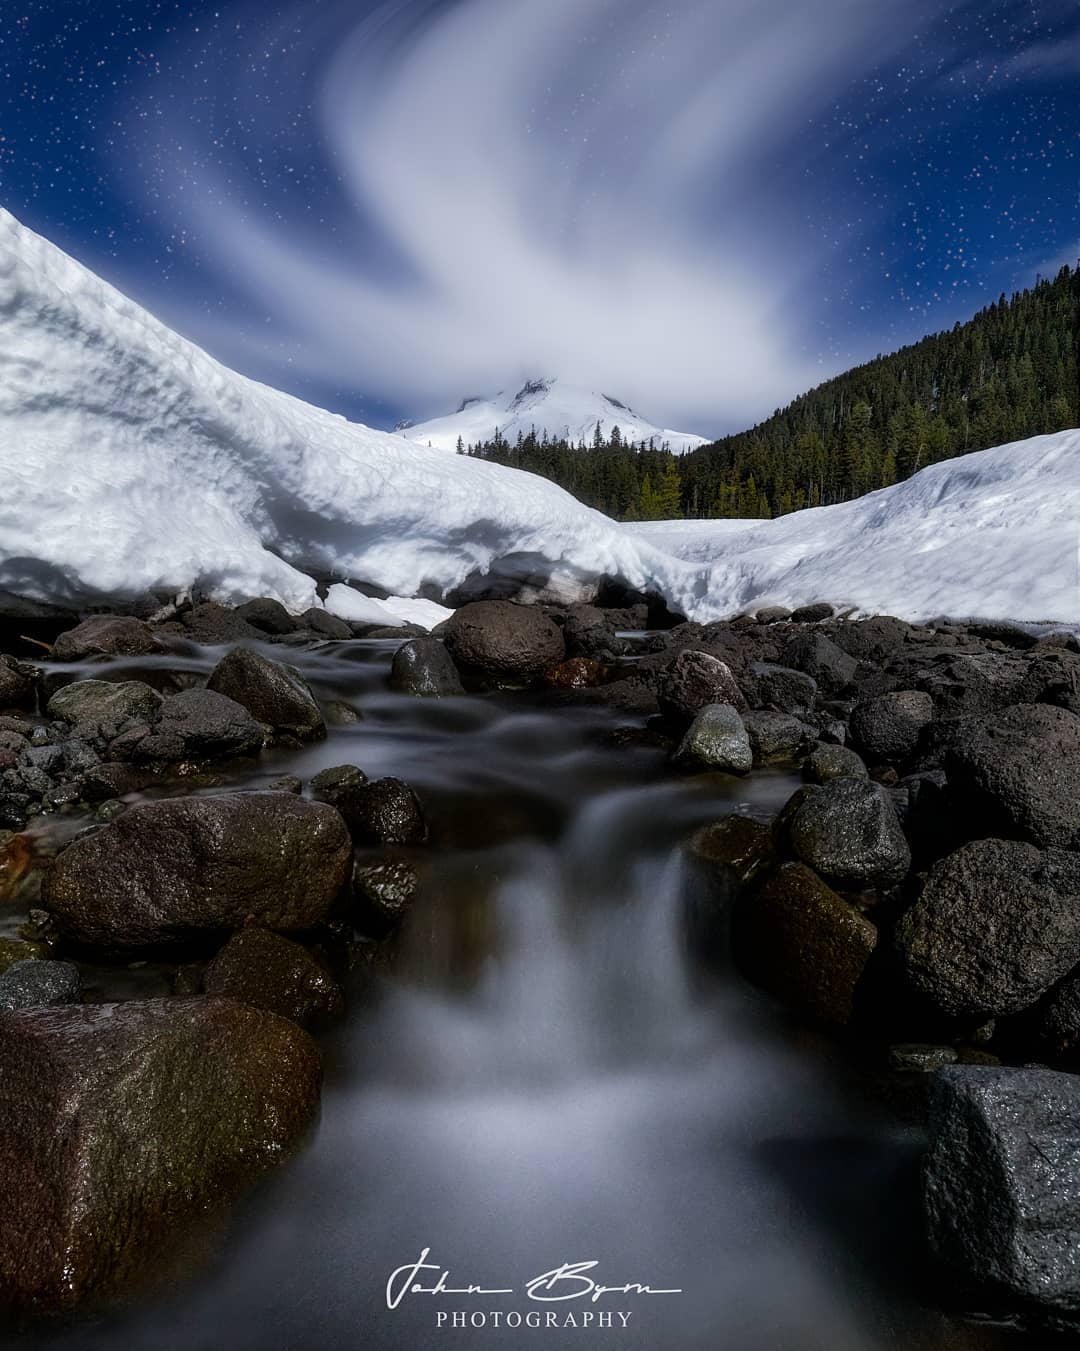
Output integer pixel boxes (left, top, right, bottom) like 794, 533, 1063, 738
9, 639, 1027, 1350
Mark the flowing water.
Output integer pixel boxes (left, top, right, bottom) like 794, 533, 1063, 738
10, 640, 1028, 1351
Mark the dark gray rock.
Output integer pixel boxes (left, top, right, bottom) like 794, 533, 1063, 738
829, 616, 913, 663
779, 632, 857, 694
947, 703, 1080, 849
785, 778, 911, 890
234, 598, 299, 635
443, 601, 565, 682
755, 606, 791, 624
673, 704, 752, 774
177, 602, 265, 644
51, 616, 162, 662
207, 647, 325, 740
348, 778, 428, 846
0, 997, 320, 1314
1028, 968, 1080, 1061
888, 1043, 958, 1072
743, 711, 811, 764
803, 744, 868, 784
390, 638, 464, 697
352, 858, 420, 932
46, 680, 164, 736
850, 690, 935, 761
0, 959, 81, 1011
148, 688, 264, 761
746, 662, 818, 714
42, 792, 352, 946
789, 603, 835, 623
924, 1065, 1080, 1314
895, 839, 1080, 1020
204, 928, 343, 1027
299, 608, 352, 640
658, 649, 747, 726
310, 764, 368, 821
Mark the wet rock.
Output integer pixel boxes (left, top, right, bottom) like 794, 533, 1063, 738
924, 1065, 1080, 1316
46, 679, 163, 735
310, 763, 368, 819
888, 1043, 958, 1073
849, 690, 935, 762
234, 598, 299, 635
390, 637, 464, 697
144, 688, 264, 761
175, 602, 265, 644
78, 761, 150, 802
743, 711, 811, 764
443, 601, 565, 682
789, 603, 835, 624
785, 778, 911, 890
0, 655, 37, 711
947, 704, 1080, 850
755, 606, 791, 624
300, 608, 352, 640
352, 858, 420, 933
43, 792, 352, 947
562, 605, 622, 659
204, 928, 343, 1027
673, 704, 752, 774
658, 649, 747, 726
779, 632, 857, 694
349, 778, 428, 846
1026, 968, 1080, 1061
0, 958, 81, 1011
914, 652, 1037, 720
0, 997, 320, 1314
745, 662, 817, 714
895, 839, 1080, 1020
732, 862, 877, 1026
803, 744, 868, 784
207, 647, 326, 740
544, 657, 605, 690
51, 616, 162, 662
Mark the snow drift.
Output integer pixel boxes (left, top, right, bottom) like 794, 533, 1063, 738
628, 428, 1080, 624
0, 210, 711, 620
0, 208, 1076, 626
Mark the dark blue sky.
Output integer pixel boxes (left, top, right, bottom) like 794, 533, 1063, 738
1, 0, 1078, 434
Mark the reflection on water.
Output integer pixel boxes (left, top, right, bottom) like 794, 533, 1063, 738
15, 641, 1023, 1350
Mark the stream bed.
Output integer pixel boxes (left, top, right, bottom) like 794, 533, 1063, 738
7, 638, 1029, 1351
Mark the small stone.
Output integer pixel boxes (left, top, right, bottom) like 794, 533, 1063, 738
755, 606, 791, 624
234, 598, 299, 635
390, 637, 464, 697
300, 608, 352, 639
673, 704, 752, 774
352, 858, 420, 932
789, 603, 835, 623
803, 744, 868, 784
888, 1043, 959, 1073
0, 959, 81, 1011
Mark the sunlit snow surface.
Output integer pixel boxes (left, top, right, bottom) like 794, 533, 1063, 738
1, 208, 1077, 625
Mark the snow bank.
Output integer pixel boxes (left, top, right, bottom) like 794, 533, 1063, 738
628, 428, 1080, 623
0, 210, 710, 620
1, 209, 1076, 627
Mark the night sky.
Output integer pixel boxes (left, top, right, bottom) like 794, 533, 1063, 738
1, 0, 1078, 435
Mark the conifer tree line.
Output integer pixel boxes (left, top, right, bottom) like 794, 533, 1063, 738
461, 265, 1079, 520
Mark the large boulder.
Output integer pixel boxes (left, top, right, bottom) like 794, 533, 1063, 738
673, 704, 752, 774
924, 1066, 1080, 1316
947, 704, 1080, 850
46, 679, 163, 735
136, 688, 264, 762
42, 792, 351, 946
51, 616, 162, 662
894, 839, 1080, 1020
204, 928, 343, 1027
658, 649, 747, 726
732, 862, 877, 1026
784, 778, 911, 890
0, 655, 36, 711
390, 637, 464, 697
207, 648, 325, 740
442, 601, 565, 682
849, 690, 934, 762
0, 997, 320, 1314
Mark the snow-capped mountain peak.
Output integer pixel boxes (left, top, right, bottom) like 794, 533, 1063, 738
398, 377, 710, 454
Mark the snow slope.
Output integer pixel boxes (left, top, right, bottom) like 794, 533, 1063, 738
627, 428, 1080, 623
0, 210, 725, 620
398, 377, 709, 454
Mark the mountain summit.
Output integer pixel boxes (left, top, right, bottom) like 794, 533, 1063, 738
397, 377, 710, 454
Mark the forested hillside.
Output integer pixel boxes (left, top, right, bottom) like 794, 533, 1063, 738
462, 265, 1078, 520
